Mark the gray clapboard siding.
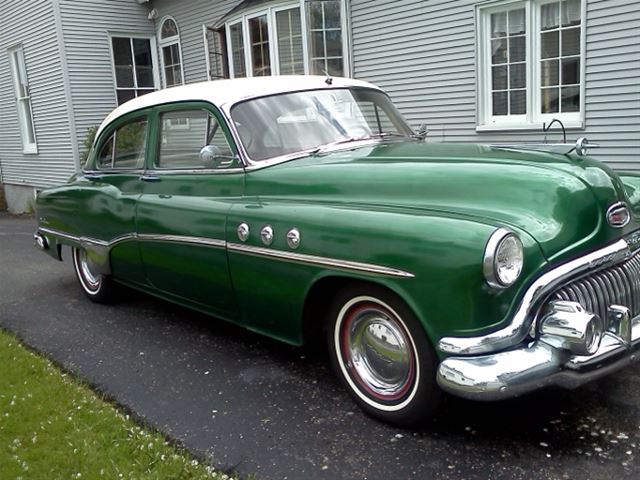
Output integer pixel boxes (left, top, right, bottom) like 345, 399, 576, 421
151, 0, 240, 85
351, 0, 640, 170
0, 0, 75, 188
58, 0, 155, 163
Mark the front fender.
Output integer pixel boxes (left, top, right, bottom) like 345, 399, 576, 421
225, 199, 547, 348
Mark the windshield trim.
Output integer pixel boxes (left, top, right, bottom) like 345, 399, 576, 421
221, 86, 413, 169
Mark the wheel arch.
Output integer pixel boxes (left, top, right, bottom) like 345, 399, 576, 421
300, 274, 439, 350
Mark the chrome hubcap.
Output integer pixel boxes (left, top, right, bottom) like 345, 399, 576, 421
343, 303, 414, 401
77, 250, 100, 289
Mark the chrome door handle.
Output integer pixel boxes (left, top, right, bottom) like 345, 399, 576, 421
140, 174, 161, 182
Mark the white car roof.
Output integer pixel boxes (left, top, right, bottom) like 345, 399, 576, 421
96, 75, 381, 139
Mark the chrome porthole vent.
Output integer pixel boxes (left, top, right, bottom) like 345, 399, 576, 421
237, 223, 250, 242
286, 228, 301, 249
260, 225, 274, 246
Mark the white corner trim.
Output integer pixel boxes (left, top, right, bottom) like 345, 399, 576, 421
51, 0, 80, 171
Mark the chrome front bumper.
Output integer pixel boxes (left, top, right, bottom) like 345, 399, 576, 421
437, 318, 640, 401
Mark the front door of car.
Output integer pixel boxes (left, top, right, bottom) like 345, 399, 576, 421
135, 103, 243, 319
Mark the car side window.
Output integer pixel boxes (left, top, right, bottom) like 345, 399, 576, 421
96, 116, 148, 170
157, 109, 235, 169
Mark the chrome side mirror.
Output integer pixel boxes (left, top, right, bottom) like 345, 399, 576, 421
414, 123, 428, 140
199, 144, 223, 168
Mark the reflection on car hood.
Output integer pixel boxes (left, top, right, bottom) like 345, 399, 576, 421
247, 141, 637, 261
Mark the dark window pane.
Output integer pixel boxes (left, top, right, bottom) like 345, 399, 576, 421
561, 57, 580, 84
491, 39, 507, 64
308, 1, 323, 30
165, 65, 175, 86
491, 12, 507, 38
112, 38, 132, 67
136, 66, 153, 89
562, 0, 581, 27
562, 27, 580, 56
541, 59, 559, 86
135, 89, 153, 98
492, 91, 508, 116
116, 89, 136, 105
161, 19, 178, 39
311, 31, 324, 58
112, 38, 134, 87
561, 86, 580, 112
324, 1, 341, 29
508, 9, 526, 35
510, 90, 526, 115
541, 2, 560, 30
492, 65, 508, 90
541, 31, 559, 59
133, 39, 154, 87
541, 87, 559, 113
510, 63, 526, 89
115, 66, 134, 88
325, 30, 342, 57
509, 36, 525, 62
326, 57, 343, 76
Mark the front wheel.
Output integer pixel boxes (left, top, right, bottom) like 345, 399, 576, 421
71, 247, 117, 303
327, 285, 441, 426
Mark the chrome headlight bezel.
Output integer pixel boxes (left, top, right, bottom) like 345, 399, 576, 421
483, 228, 524, 289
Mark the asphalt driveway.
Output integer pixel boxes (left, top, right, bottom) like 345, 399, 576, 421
1, 213, 639, 479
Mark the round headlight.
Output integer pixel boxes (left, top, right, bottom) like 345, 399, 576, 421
483, 229, 524, 288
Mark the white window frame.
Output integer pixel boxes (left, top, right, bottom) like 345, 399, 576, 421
476, 0, 586, 131
107, 32, 161, 105
158, 16, 186, 88
225, 0, 349, 78
7, 44, 37, 154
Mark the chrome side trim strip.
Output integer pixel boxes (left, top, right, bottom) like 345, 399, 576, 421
38, 227, 412, 278
227, 242, 414, 278
438, 238, 631, 356
137, 234, 226, 248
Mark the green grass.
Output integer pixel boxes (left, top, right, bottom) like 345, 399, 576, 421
0, 329, 233, 480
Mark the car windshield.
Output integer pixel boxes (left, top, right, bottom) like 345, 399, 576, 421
230, 87, 414, 162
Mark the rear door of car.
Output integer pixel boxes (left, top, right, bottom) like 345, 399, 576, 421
75, 110, 151, 285
135, 102, 244, 320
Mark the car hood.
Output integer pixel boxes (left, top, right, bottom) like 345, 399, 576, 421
246, 141, 636, 261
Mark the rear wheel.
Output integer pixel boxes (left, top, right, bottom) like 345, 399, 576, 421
71, 247, 116, 303
327, 284, 441, 426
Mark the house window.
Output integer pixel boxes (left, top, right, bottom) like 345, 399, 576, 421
224, 0, 347, 78
110, 36, 157, 105
477, 0, 583, 128
159, 18, 185, 87
7, 45, 37, 153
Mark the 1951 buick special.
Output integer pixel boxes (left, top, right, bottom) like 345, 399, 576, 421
34, 76, 640, 426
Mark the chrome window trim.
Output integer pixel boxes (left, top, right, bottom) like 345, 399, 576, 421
36, 227, 413, 279
439, 238, 632, 356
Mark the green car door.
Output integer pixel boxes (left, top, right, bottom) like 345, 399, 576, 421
135, 103, 244, 320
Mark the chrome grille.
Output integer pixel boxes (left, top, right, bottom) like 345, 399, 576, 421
551, 250, 640, 321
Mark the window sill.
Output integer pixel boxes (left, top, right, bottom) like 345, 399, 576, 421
22, 146, 38, 155
476, 121, 584, 133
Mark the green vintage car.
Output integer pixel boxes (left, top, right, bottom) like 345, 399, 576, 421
34, 76, 640, 426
